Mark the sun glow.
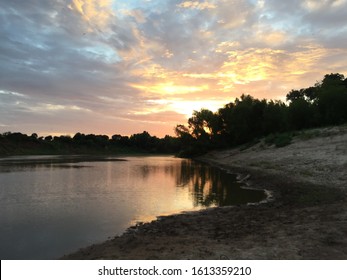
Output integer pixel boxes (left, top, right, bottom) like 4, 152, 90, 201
144, 98, 229, 117
169, 100, 228, 117
131, 82, 209, 95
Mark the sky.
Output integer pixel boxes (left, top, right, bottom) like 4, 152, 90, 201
1, 0, 347, 137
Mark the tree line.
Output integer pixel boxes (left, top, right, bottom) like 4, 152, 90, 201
175, 73, 347, 156
0, 131, 181, 156
1, 73, 346, 157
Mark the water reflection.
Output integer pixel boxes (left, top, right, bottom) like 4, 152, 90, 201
137, 159, 266, 207
10, 156, 268, 209
0, 155, 125, 173
0, 155, 266, 259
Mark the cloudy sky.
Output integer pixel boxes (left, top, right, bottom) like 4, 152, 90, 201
1, 0, 347, 137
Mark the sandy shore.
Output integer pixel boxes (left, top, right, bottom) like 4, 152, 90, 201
62, 125, 347, 259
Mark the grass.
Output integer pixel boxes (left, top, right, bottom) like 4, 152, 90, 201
298, 124, 347, 141
298, 129, 322, 140
265, 133, 293, 148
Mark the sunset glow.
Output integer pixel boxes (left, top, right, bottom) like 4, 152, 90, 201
1, 0, 347, 137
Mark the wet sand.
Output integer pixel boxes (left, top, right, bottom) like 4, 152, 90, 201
62, 125, 347, 259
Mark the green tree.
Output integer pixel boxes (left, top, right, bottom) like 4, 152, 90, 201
288, 98, 313, 130
316, 73, 347, 125
224, 95, 262, 144
286, 89, 305, 102
188, 109, 216, 139
263, 100, 288, 134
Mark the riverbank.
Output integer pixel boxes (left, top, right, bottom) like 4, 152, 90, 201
62, 125, 347, 259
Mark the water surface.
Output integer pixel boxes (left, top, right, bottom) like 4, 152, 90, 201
0, 155, 266, 259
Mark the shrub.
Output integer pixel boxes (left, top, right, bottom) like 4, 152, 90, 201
274, 133, 292, 147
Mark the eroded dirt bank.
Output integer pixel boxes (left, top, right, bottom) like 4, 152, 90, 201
62, 126, 347, 259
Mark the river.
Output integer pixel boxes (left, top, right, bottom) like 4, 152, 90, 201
0, 155, 266, 259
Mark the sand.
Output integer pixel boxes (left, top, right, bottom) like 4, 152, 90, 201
62, 125, 347, 259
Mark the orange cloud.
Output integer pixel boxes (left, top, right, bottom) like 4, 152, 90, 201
176, 43, 347, 101
131, 82, 209, 96
177, 1, 217, 10
68, 0, 113, 31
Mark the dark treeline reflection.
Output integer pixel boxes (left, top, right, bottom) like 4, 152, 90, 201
0, 155, 122, 173
137, 159, 266, 207
176, 160, 266, 207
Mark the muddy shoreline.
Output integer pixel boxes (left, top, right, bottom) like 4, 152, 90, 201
62, 126, 347, 259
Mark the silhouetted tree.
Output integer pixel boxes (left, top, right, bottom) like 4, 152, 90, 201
316, 73, 347, 125
288, 98, 313, 130
263, 100, 288, 134
286, 89, 305, 102
175, 73, 347, 156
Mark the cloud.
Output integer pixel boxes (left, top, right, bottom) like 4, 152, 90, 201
302, 0, 347, 11
122, 110, 186, 124
120, 9, 147, 23
68, 0, 114, 31
1, 0, 347, 137
131, 82, 209, 96
177, 1, 216, 10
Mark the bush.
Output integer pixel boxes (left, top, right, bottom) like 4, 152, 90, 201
265, 134, 276, 145
274, 133, 292, 147
264, 133, 292, 147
